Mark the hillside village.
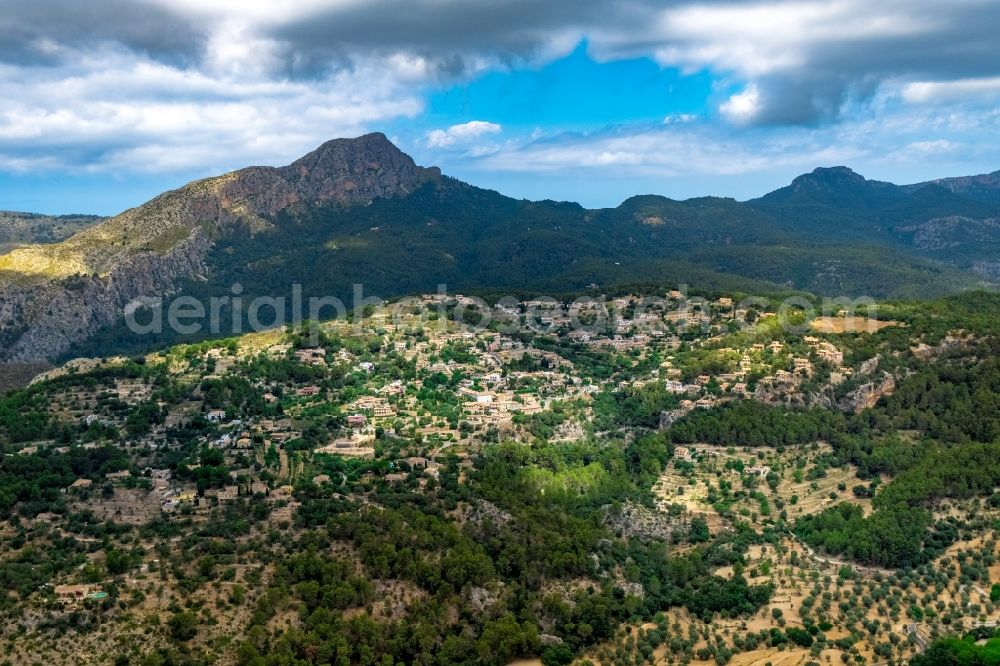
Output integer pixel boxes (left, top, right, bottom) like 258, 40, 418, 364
4, 288, 1000, 666
15, 291, 885, 519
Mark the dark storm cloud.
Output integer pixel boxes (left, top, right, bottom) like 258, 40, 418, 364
275, 0, 609, 55
269, 0, 1000, 124
0, 0, 205, 66
268, 0, 655, 80
741, 1, 1000, 125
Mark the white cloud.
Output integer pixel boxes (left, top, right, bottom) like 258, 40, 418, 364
901, 77, 1000, 104
662, 113, 697, 124
479, 127, 858, 177
203, 20, 284, 78
584, 0, 1000, 124
0, 47, 424, 174
464, 101, 1000, 186
125, 0, 1000, 127
636, 1, 928, 77
884, 139, 959, 165
719, 85, 761, 124
426, 120, 502, 148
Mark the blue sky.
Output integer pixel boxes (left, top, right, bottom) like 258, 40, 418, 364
423, 43, 714, 130
1, 1, 999, 215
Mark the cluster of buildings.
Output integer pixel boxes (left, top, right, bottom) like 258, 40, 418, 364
32, 290, 863, 517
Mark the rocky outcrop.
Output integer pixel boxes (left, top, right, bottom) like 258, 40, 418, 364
858, 355, 880, 376
464, 582, 507, 614
897, 216, 1000, 251
911, 334, 974, 361
972, 261, 1000, 281
0, 133, 437, 362
904, 169, 1000, 204
838, 371, 895, 413
658, 408, 687, 430
602, 500, 684, 542
0, 230, 211, 361
460, 499, 513, 530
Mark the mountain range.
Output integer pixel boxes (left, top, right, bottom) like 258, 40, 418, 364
1, 133, 999, 364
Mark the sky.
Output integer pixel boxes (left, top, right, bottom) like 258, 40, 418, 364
0, 0, 999, 215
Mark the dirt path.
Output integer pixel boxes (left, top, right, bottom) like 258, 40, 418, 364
972, 583, 992, 601
906, 623, 929, 651
788, 531, 895, 577
431, 441, 453, 458
278, 448, 290, 481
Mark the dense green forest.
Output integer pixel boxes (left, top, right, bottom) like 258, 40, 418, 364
911, 634, 1000, 665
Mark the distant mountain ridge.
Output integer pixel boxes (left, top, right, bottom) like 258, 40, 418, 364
0, 135, 998, 363
754, 165, 1000, 211
748, 165, 1000, 264
0, 211, 104, 252
903, 169, 1000, 204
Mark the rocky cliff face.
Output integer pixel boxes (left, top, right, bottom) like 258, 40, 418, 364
897, 215, 1000, 251
838, 371, 896, 413
0, 230, 211, 361
658, 408, 687, 430
0, 133, 436, 362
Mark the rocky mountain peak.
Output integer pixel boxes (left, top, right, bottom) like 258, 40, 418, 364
756, 165, 902, 210
212, 133, 438, 218
286, 132, 406, 175
273, 132, 439, 209
792, 166, 867, 189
